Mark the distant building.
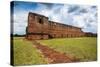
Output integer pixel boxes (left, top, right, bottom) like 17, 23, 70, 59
26, 12, 89, 40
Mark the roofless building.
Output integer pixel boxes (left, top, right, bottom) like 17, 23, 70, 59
26, 12, 84, 40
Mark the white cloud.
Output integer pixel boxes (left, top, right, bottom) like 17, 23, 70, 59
13, 11, 28, 34
13, 3, 97, 34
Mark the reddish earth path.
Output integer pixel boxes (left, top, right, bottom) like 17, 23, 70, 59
33, 41, 79, 64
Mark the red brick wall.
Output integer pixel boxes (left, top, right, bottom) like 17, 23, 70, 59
26, 12, 85, 40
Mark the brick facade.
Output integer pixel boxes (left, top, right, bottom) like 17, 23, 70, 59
26, 12, 85, 40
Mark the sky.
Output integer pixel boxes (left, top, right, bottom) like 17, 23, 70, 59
11, 1, 97, 35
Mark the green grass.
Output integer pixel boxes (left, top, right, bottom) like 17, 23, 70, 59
38, 37, 97, 61
13, 37, 48, 66
13, 37, 97, 65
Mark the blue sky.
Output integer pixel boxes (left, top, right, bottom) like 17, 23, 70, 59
11, 1, 97, 35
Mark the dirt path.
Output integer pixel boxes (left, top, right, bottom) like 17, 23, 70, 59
33, 41, 78, 64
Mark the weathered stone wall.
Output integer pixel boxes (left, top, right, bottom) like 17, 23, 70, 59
48, 21, 84, 38
26, 12, 85, 40
26, 12, 49, 40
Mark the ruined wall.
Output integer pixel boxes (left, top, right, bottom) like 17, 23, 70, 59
48, 21, 84, 38
26, 12, 49, 40
26, 12, 85, 40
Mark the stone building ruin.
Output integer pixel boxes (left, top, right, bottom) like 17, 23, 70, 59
26, 12, 85, 40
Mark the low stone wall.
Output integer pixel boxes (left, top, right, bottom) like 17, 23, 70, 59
26, 34, 49, 40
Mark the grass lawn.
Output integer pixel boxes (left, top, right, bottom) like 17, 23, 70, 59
13, 37, 48, 66
38, 37, 97, 62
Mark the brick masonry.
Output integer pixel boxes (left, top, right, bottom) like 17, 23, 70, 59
26, 12, 85, 40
